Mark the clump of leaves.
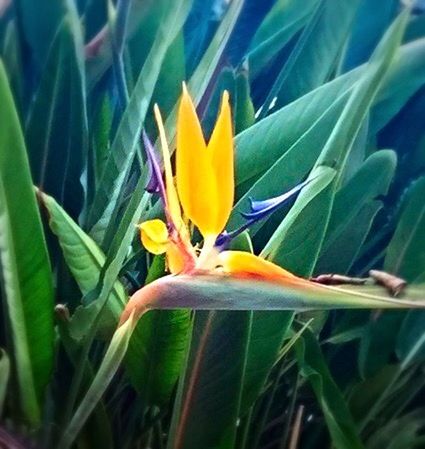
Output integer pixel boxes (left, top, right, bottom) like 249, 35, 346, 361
0, 1, 425, 449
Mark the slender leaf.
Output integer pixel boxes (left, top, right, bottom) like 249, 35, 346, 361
0, 349, 9, 417
26, 9, 87, 218
0, 61, 54, 426
87, 0, 191, 241
296, 328, 365, 449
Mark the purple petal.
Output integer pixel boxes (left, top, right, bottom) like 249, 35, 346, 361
143, 131, 166, 201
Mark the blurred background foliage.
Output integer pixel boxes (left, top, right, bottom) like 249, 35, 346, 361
0, 0, 425, 448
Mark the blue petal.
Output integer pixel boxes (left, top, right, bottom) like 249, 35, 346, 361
214, 179, 311, 249
241, 179, 311, 220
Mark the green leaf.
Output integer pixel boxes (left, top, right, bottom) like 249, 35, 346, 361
342, 0, 398, 71
39, 191, 126, 320
359, 312, 404, 378
316, 150, 397, 273
261, 11, 408, 273
370, 37, 425, 134
234, 69, 255, 134
13, 0, 67, 66
248, 0, 319, 79
0, 61, 54, 426
388, 173, 425, 364
87, 0, 191, 242
296, 328, 365, 449
396, 310, 425, 365
385, 176, 425, 283
125, 257, 191, 406
26, 10, 87, 218
58, 314, 136, 449
0, 349, 10, 417
316, 201, 383, 274
59, 276, 425, 447
239, 311, 293, 413
261, 165, 337, 274
235, 36, 425, 189
125, 309, 191, 405
273, 0, 362, 109
366, 409, 425, 449
158, 0, 244, 149
167, 311, 251, 449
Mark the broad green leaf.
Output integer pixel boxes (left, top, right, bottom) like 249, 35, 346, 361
41, 188, 189, 402
230, 88, 351, 233
239, 311, 293, 414
26, 10, 87, 218
125, 253, 191, 405
385, 176, 425, 365
316, 150, 397, 273
370, 37, 425, 134
273, 0, 362, 108
87, 0, 191, 242
0, 61, 54, 426
296, 328, 365, 449
236, 37, 425, 188
385, 176, 425, 282
358, 312, 404, 379
261, 11, 409, 273
342, 0, 398, 71
125, 309, 191, 405
261, 165, 337, 274
316, 201, 383, 274
39, 191, 126, 320
167, 311, 251, 449
60, 275, 425, 448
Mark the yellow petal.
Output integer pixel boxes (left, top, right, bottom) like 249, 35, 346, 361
208, 90, 234, 233
218, 251, 298, 280
154, 104, 182, 227
176, 83, 216, 237
166, 242, 186, 274
139, 219, 168, 255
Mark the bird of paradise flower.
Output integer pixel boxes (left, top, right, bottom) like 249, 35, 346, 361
58, 85, 425, 449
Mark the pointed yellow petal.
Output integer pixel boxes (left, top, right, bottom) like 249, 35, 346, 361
218, 251, 298, 280
208, 90, 234, 233
154, 104, 182, 227
176, 83, 216, 237
139, 219, 168, 255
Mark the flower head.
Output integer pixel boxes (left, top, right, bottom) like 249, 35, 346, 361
139, 84, 309, 280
